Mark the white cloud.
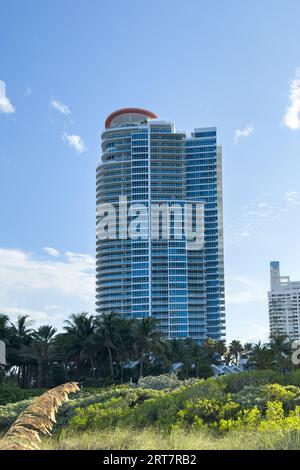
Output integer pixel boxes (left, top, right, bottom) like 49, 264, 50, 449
239, 324, 269, 344
0, 306, 51, 324
231, 189, 300, 242
43, 246, 60, 257
285, 190, 300, 208
62, 132, 86, 154
257, 202, 272, 210
240, 231, 250, 238
25, 86, 32, 96
0, 248, 95, 328
44, 304, 62, 310
0, 80, 15, 113
234, 124, 254, 144
65, 251, 95, 268
50, 98, 70, 115
282, 68, 300, 130
226, 275, 266, 305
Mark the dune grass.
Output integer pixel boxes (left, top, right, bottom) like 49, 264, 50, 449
40, 426, 300, 450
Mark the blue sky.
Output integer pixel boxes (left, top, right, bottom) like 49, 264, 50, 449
0, 0, 300, 343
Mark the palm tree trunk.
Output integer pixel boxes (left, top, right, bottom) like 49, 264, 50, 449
90, 355, 96, 379
37, 362, 43, 388
139, 353, 144, 378
21, 364, 26, 388
24, 365, 28, 388
75, 356, 81, 380
107, 347, 114, 377
17, 366, 21, 387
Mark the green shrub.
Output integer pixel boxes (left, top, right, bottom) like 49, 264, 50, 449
176, 396, 242, 430
0, 385, 46, 405
177, 398, 221, 427
55, 385, 135, 429
258, 401, 300, 433
220, 371, 281, 393
261, 384, 300, 412
180, 377, 225, 402
69, 397, 131, 431
233, 385, 266, 410
281, 370, 300, 387
125, 392, 182, 429
67, 379, 227, 433
233, 383, 300, 413
0, 398, 34, 432
137, 374, 196, 390
126, 380, 226, 429
219, 406, 261, 433
67, 388, 162, 431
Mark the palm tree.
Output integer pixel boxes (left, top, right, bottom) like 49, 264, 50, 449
21, 325, 57, 387
269, 333, 291, 372
95, 312, 120, 379
133, 317, 164, 378
114, 317, 135, 383
203, 338, 216, 359
0, 314, 11, 385
0, 314, 11, 343
223, 349, 233, 365
243, 342, 253, 355
187, 338, 212, 378
203, 339, 227, 364
229, 340, 244, 365
215, 340, 227, 357
181, 338, 197, 378
63, 312, 97, 380
10, 315, 33, 387
250, 341, 272, 370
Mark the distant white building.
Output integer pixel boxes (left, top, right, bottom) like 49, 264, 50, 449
268, 261, 300, 340
0, 340, 5, 365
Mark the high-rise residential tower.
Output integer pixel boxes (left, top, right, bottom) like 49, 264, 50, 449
268, 261, 300, 340
96, 108, 225, 342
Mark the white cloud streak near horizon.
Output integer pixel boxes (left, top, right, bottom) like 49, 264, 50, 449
0, 80, 15, 113
234, 124, 254, 144
62, 132, 86, 154
282, 68, 300, 130
50, 98, 70, 115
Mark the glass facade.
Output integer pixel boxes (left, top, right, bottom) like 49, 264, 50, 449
96, 110, 225, 342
